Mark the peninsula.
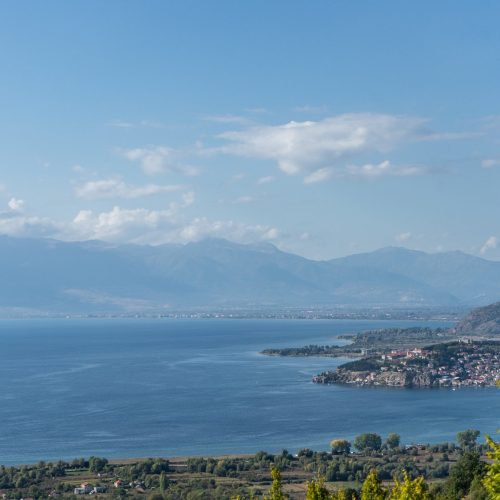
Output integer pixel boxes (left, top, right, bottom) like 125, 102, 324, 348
262, 301, 500, 388
313, 340, 500, 388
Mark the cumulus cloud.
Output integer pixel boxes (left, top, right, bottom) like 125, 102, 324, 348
70, 201, 278, 247
480, 236, 498, 255
217, 113, 428, 177
121, 146, 199, 176
8, 198, 25, 211
0, 192, 281, 248
75, 178, 184, 200
0, 198, 58, 238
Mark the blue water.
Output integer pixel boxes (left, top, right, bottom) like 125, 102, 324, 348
0, 318, 498, 465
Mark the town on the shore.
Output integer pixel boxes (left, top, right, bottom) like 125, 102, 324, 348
313, 340, 500, 388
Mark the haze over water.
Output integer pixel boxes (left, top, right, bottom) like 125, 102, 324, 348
0, 318, 498, 465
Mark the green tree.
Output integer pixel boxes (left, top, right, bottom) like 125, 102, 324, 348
159, 471, 168, 492
445, 451, 485, 498
456, 429, 480, 451
89, 456, 108, 473
361, 470, 387, 500
265, 466, 286, 500
330, 439, 351, 455
306, 476, 350, 500
355, 433, 383, 453
385, 433, 401, 450
388, 471, 430, 499
468, 475, 489, 500
306, 475, 332, 500
483, 434, 500, 498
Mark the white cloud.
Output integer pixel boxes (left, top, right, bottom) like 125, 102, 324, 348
8, 198, 25, 211
75, 178, 184, 200
395, 232, 412, 243
177, 218, 279, 244
482, 158, 500, 169
0, 211, 58, 238
217, 113, 428, 177
121, 146, 199, 176
304, 168, 333, 184
70, 198, 279, 247
0, 189, 282, 248
480, 236, 498, 255
345, 160, 428, 178
257, 175, 275, 185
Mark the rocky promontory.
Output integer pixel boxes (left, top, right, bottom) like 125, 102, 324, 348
313, 368, 434, 387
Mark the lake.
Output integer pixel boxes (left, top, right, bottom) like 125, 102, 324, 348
0, 318, 498, 465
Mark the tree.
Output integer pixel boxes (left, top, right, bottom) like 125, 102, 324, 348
88, 456, 108, 473
445, 451, 485, 498
265, 466, 286, 500
330, 439, 351, 455
306, 475, 350, 500
354, 433, 382, 453
360, 470, 387, 500
388, 471, 430, 499
385, 433, 400, 450
306, 475, 332, 500
159, 471, 168, 492
483, 434, 500, 498
456, 429, 480, 451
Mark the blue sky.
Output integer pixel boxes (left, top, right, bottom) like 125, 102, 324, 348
1, 0, 500, 260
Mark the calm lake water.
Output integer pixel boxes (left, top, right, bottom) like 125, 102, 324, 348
0, 318, 498, 465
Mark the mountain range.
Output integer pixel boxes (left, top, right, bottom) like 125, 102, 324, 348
2, 235, 500, 314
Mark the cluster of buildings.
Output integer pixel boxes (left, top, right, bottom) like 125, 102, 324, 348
73, 483, 106, 495
381, 342, 500, 387
73, 479, 147, 495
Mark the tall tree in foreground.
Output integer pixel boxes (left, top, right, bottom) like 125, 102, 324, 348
388, 471, 431, 500
483, 380, 500, 498
483, 435, 500, 498
360, 470, 387, 500
306, 475, 332, 500
265, 466, 286, 500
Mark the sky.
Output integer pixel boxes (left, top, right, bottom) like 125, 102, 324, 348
1, 0, 500, 260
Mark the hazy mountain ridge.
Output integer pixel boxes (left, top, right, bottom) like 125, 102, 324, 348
1, 236, 500, 313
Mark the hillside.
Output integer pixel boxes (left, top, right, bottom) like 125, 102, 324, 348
1, 236, 500, 313
453, 301, 500, 336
